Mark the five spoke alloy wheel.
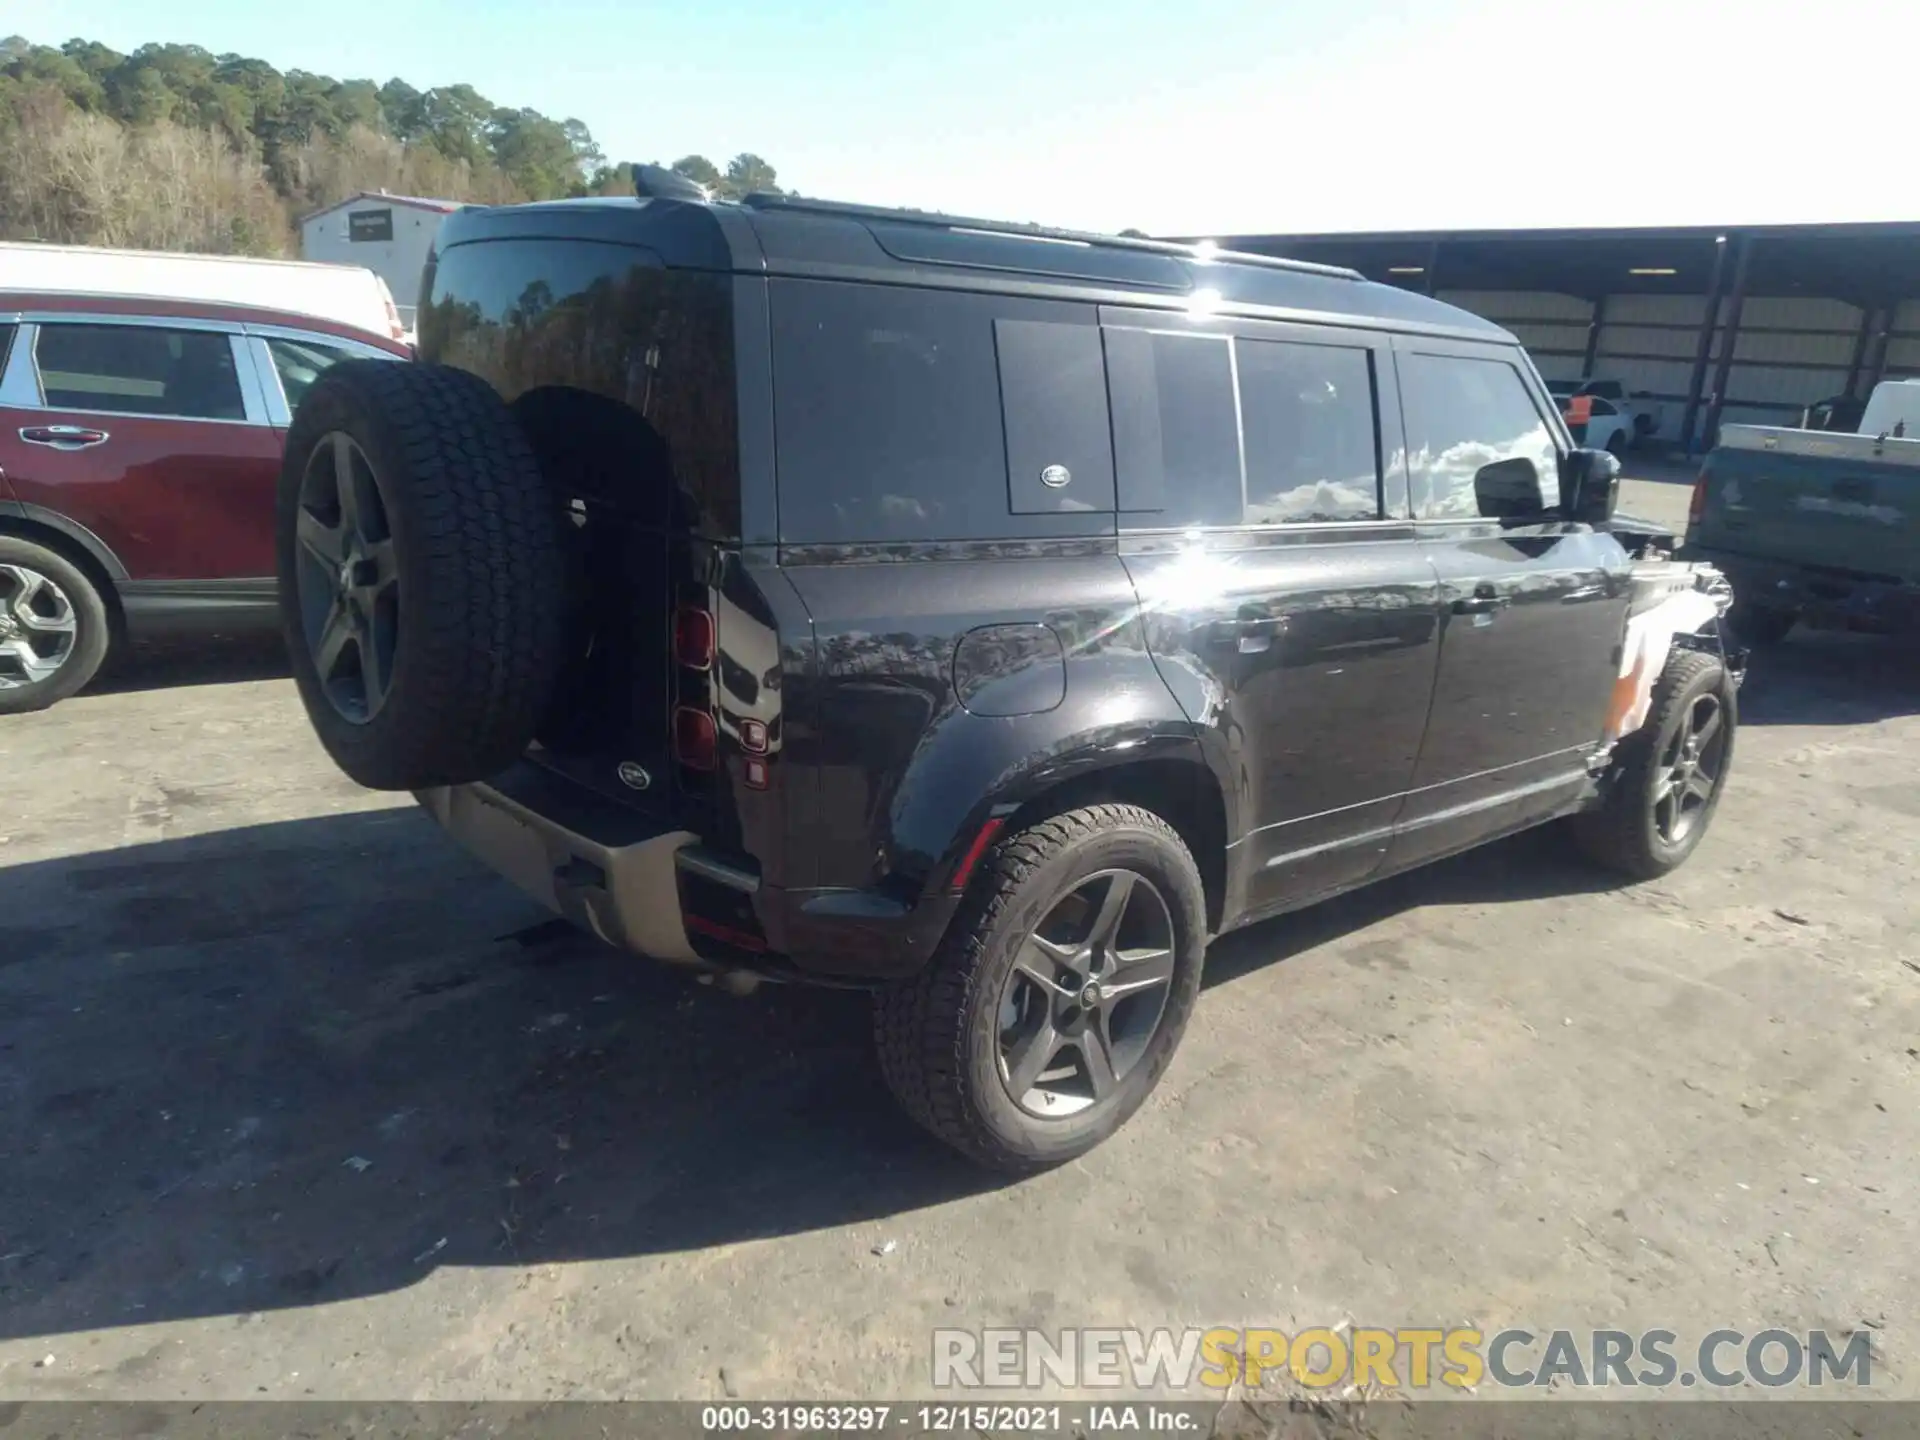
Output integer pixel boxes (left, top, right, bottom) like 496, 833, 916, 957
293, 431, 400, 724
0, 563, 79, 690
874, 802, 1207, 1171
1651, 690, 1726, 846
1570, 647, 1736, 879
997, 867, 1177, 1118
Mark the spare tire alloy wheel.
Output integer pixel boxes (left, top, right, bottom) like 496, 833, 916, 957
0, 563, 78, 691
293, 433, 399, 724
999, 869, 1176, 1116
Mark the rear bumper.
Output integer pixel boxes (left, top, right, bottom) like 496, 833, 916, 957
1684, 547, 1920, 632
414, 764, 956, 985
415, 778, 706, 964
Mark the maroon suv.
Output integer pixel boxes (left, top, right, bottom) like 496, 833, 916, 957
0, 293, 409, 712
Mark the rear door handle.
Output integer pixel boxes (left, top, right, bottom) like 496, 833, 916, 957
1450, 585, 1510, 616
20, 425, 110, 450
1208, 616, 1285, 654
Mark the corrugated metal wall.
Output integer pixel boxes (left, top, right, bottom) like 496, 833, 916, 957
1436, 288, 1913, 442
1437, 290, 1590, 386
1888, 300, 1920, 375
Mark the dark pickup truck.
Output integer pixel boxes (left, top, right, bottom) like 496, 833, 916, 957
1689, 379, 1920, 642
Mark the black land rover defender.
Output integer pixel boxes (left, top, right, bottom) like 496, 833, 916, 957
276, 181, 1738, 1171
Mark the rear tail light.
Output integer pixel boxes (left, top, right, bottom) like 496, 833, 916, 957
673, 705, 717, 770
674, 606, 716, 671
1688, 470, 1709, 527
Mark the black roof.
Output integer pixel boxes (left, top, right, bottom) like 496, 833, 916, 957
434, 193, 1512, 341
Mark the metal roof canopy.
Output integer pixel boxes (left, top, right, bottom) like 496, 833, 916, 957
1210, 222, 1920, 306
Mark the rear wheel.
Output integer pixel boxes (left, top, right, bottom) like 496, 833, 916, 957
0, 536, 111, 714
1573, 649, 1735, 879
874, 804, 1207, 1171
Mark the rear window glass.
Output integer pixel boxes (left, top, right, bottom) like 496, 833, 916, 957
423, 239, 738, 536
1400, 352, 1558, 519
35, 324, 244, 421
1238, 338, 1380, 524
771, 280, 1114, 544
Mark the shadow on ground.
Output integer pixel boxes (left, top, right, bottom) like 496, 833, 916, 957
0, 798, 1626, 1344
1736, 628, 1920, 726
89, 633, 291, 698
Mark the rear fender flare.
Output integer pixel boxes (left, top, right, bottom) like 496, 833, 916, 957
889, 705, 1239, 898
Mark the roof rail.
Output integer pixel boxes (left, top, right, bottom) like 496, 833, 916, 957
738, 193, 1363, 282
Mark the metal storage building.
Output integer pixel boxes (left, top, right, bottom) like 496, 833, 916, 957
1211, 223, 1920, 451
299, 191, 462, 331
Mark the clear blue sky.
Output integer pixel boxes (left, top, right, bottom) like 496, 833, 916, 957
18, 0, 1916, 236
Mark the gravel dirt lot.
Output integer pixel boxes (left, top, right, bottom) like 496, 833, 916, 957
1, 473, 1915, 1402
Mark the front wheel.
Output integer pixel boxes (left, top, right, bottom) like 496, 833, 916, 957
0, 536, 112, 714
874, 804, 1208, 1172
1572, 648, 1736, 879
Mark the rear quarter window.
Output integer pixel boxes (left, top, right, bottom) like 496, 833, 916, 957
265, 336, 359, 412
769, 280, 1116, 545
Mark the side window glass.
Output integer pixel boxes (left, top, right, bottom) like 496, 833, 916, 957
266, 337, 357, 413
0, 324, 15, 377
772, 282, 1110, 543
1105, 327, 1242, 527
1400, 353, 1558, 519
35, 325, 245, 421
1238, 339, 1380, 524
995, 318, 1114, 515
773, 281, 1006, 543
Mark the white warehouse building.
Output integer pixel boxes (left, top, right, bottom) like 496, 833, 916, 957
1213, 222, 1920, 453
299, 191, 462, 331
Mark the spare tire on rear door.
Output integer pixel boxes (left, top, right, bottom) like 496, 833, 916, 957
276, 361, 567, 791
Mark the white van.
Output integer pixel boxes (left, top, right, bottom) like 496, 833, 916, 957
0, 242, 407, 345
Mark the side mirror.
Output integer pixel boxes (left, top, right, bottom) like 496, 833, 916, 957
1472, 457, 1546, 518
1562, 447, 1620, 524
